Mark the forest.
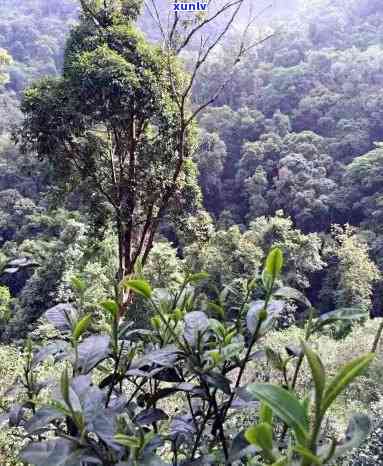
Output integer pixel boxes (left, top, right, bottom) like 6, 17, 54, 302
0, 0, 382, 465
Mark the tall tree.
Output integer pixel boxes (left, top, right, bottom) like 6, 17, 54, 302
19, 1, 197, 295
19, 0, 260, 297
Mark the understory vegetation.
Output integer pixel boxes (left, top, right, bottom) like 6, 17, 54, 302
0, 0, 382, 465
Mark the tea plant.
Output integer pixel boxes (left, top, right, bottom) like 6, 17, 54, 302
3, 249, 375, 465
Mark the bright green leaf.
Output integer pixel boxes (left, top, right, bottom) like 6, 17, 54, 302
260, 402, 273, 425
70, 276, 86, 292
100, 299, 119, 317
245, 423, 273, 451
188, 272, 209, 283
121, 278, 152, 299
265, 248, 283, 281
72, 314, 92, 341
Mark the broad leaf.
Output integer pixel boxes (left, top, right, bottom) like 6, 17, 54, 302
135, 408, 168, 426
246, 384, 309, 444
45, 303, 77, 331
32, 341, 69, 367
77, 335, 110, 373
184, 311, 209, 346
170, 415, 196, 443
247, 300, 284, 335
25, 406, 63, 433
202, 372, 231, 395
316, 307, 366, 329
228, 431, 258, 462
20, 439, 74, 466
133, 345, 179, 369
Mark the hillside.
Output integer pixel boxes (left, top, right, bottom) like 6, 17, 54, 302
0, 1, 382, 465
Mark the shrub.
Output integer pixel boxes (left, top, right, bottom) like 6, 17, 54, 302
1, 249, 378, 465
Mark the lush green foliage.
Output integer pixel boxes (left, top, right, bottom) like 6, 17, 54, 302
1, 249, 378, 465
0, 0, 382, 464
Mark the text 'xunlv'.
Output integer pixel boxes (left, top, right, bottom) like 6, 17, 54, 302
172, 2, 208, 11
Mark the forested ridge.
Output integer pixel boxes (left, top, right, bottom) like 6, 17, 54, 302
0, 1, 382, 465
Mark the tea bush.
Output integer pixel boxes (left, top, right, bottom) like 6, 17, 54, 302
0, 249, 380, 465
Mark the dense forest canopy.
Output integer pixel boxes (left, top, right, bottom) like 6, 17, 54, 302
0, 0, 383, 465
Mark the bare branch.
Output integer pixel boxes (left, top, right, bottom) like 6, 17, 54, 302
175, 0, 244, 54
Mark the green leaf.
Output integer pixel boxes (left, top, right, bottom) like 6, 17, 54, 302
245, 423, 273, 451
184, 311, 209, 346
294, 445, 322, 465
72, 314, 92, 341
265, 247, 283, 281
100, 299, 119, 317
70, 275, 86, 292
322, 353, 374, 414
266, 347, 284, 371
262, 269, 274, 291
122, 278, 152, 299
260, 402, 273, 425
246, 384, 309, 445
60, 369, 70, 408
207, 302, 225, 319
20, 439, 74, 466
188, 272, 209, 283
301, 342, 326, 407
114, 434, 141, 448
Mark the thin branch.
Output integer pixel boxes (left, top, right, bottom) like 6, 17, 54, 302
175, 0, 244, 54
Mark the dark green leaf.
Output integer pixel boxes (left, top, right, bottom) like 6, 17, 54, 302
202, 372, 231, 395
32, 342, 69, 367
25, 406, 64, 433
77, 335, 110, 373
20, 439, 74, 466
135, 408, 168, 426
45, 303, 76, 331
316, 307, 366, 329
